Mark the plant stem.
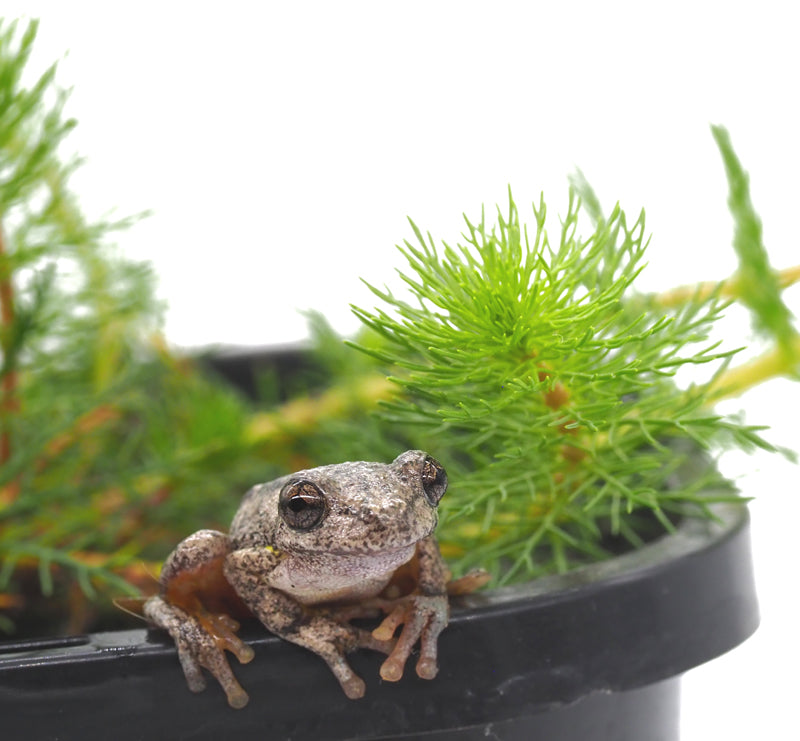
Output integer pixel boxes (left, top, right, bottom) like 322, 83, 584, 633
653, 264, 800, 309
705, 335, 800, 402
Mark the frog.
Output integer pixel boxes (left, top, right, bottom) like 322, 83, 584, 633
143, 450, 478, 709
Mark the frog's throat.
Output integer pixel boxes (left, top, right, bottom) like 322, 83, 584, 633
267, 543, 418, 605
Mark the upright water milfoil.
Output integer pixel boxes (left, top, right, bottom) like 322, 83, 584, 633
349, 143, 799, 584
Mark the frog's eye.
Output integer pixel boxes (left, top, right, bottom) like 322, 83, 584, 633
421, 455, 447, 506
279, 480, 328, 530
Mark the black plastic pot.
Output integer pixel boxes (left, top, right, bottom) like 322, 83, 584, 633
0, 501, 757, 741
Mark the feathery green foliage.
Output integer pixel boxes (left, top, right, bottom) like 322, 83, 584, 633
350, 187, 783, 582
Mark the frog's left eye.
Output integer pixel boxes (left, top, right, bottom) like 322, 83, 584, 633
279, 480, 328, 530
421, 455, 447, 506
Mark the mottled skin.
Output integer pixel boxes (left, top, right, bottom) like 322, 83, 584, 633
144, 450, 453, 709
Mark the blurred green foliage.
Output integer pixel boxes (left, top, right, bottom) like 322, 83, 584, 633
0, 20, 283, 635
711, 125, 799, 364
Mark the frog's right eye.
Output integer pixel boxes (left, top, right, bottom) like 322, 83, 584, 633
279, 480, 328, 531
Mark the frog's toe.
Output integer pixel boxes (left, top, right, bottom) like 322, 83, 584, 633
340, 673, 366, 700
371, 603, 406, 642
235, 643, 255, 664
446, 568, 491, 596
379, 639, 436, 682
415, 598, 447, 680
215, 619, 255, 664
378, 617, 421, 682
194, 641, 250, 708
178, 651, 207, 693
355, 626, 395, 656
223, 681, 250, 709
379, 654, 405, 682
415, 650, 439, 680
324, 653, 366, 699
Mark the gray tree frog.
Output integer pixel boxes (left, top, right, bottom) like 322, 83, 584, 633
143, 450, 472, 709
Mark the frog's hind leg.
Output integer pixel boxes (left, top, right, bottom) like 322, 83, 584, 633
145, 530, 255, 708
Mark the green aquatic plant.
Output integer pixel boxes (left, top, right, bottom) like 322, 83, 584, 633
348, 134, 798, 582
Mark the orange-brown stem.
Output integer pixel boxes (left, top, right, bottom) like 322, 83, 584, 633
37, 405, 121, 467
536, 368, 571, 410
653, 264, 800, 309
0, 224, 16, 467
536, 367, 585, 463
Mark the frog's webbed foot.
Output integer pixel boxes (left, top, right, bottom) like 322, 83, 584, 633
144, 596, 254, 709
326, 568, 489, 684
370, 592, 449, 682
283, 615, 396, 699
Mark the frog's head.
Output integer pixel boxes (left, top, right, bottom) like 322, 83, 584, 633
265, 450, 447, 556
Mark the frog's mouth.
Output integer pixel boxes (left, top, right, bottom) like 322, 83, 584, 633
280, 543, 418, 584
325, 541, 422, 559
289, 535, 429, 559
329, 513, 438, 557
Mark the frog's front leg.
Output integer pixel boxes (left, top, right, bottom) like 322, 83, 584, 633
143, 530, 255, 709
224, 547, 395, 699
372, 535, 450, 682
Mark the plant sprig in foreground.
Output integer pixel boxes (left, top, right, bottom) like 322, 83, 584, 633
351, 186, 782, 583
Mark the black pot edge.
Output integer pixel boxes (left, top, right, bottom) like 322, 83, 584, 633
0, 501, 758, 741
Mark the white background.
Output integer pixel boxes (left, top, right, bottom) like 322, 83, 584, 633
6, 3, 799, 738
